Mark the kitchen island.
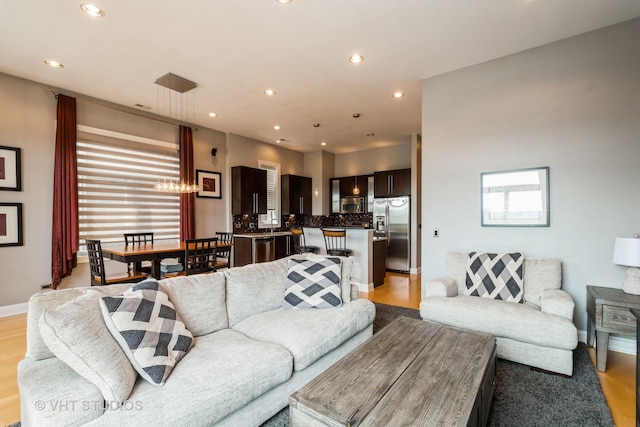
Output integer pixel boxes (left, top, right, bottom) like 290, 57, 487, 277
233, 228, 384, 292
303, 227, 380, 292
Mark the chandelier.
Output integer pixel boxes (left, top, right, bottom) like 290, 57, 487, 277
155, 181, 199, 194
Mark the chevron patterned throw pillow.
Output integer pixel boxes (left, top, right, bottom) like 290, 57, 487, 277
100, 280, 194, 386
464, 252, 524, 303
283, 257, 343, 309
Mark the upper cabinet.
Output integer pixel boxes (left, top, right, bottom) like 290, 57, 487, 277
281, 174, 312, 215
231, 166, 267, 215
374, 168, 411, 197
330, 175, 373, 214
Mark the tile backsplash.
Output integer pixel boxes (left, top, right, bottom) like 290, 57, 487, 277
232, 213, 373, 233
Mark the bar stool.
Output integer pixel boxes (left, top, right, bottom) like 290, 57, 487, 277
321, 228, 353, 257
291, 228, 319, 254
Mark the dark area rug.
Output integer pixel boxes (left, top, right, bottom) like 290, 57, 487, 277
262, 302, 614, 427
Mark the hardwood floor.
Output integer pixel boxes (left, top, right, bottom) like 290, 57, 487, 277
0, 272, 635, 426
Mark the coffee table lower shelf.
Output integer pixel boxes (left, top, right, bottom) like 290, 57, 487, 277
290, 317, 496, 427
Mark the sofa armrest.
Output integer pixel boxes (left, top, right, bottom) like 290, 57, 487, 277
19, 357, 104, 426
424, 276, 458, 297
540, 289, 575, 320
350, 283, 359, 301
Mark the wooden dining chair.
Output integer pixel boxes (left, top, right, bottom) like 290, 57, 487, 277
184, 237, 219, 276
214, 232, 233, 270
123, 232, 154, 274
290, 228, 319, 254
321, 228, 353, 257
86, 239, 147, 286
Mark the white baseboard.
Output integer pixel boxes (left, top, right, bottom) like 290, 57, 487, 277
0, 302, 28, 318
578, 329, 636, 355
409, 266, 421, 275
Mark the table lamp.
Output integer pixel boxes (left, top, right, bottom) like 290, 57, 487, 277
613, 233, 640, 295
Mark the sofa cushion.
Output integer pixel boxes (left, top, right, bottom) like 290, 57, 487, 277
100, 280, 194, 386
225, 255, 304, 327
38, 289, 137, 403
464, 252, 524, 303
283, 257, 342, 309
233, 299, 376, 371
90, 329, 294, 426
158, 272, 228, 336
421, 295, 577, 350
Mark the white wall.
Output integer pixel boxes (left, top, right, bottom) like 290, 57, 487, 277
334, 143, 411, 176
421, 18, 640, 331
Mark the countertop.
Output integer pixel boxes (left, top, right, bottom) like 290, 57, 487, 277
233, 231, 292, 238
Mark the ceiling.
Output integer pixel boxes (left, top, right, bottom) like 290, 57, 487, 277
1, 1, 639, 154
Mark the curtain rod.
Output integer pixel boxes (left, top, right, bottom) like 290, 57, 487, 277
43, 89, 199, 131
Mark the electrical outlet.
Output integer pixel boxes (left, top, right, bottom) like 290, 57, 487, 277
41, 284, 52, 290
433, 228, 439, 238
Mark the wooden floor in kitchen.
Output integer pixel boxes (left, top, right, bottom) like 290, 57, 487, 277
0, 272, 635, 426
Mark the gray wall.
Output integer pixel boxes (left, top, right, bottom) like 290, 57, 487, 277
0, 72, 228, 305
334, 143, 411, 177
421, 18, 640, 332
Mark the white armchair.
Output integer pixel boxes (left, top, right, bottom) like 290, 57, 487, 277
420, 252, 578, 375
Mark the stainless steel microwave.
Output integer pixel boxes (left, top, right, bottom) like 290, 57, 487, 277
340, 196, 365, 214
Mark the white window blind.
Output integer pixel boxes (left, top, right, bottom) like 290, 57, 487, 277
77, 126, 180, 248
258, 161, 280, 228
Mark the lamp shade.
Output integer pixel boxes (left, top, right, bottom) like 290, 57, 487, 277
613, 237, 640, 267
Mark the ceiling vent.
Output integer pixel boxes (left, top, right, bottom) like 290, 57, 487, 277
154, 73, 197, 93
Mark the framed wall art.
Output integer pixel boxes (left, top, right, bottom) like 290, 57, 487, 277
196, 170, 222, 199
0, 146, 22, 191
0, 202, 23, 247
481, 166, 549, 227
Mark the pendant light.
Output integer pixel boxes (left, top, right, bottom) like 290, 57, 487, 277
352, 113, 361, 195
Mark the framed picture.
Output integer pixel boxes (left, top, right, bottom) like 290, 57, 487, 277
0, 146, 22, 191
0, 203, 23, 247
196, 170, 222, 199
481, 166, 549, 227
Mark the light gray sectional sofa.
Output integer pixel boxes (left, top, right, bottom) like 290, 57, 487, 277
18, 254, 375, 426
420, 251, 578, 376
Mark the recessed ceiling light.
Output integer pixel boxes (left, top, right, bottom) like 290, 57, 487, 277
274, 125, 281, 130
393, 91, 405, 99
44, 60, 64, 68
264, 89, 276, 96
349, 54, 364, 64
276, 0, 292, 3
320, 142, 327, 146
208, 112, 217, 117
80, 4, 105, 17
277, 139, 286, 144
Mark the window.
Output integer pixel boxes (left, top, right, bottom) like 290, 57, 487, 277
77, 125, 180, 249
258, 160, 280, 229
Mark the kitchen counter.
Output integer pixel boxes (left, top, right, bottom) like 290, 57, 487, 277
233, 231, 292, 238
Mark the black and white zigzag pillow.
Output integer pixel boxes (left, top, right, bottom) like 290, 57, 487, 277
464, 252, 524, 303
100, 280, 194, 386
283, 257, 342, 309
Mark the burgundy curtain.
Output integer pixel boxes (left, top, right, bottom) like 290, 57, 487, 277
179, 125, 196, 240
51, 95, 79, 290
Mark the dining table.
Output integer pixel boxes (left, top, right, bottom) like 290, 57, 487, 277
101, 241, 232, 279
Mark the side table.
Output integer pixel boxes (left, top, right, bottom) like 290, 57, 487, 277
586, 285, 640, 372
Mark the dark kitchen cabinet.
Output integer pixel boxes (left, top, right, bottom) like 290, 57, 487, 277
274, 234, 294, 259
339, 175, 369, 198
281, 174, 312, 215
374, 168, 411, 197
231, 166, 267, 215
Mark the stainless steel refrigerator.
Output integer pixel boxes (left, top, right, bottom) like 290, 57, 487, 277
373, 197, 410, 273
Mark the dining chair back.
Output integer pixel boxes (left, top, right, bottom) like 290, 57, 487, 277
214, 232, 233, 270
291, 228, 319, 254
86, 239, 147, 286
184, 237, 218, 275
123, 232, 154, 274
321, 228, 353, 257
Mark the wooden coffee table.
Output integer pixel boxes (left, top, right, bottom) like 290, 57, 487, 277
289, 317, 496, 426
